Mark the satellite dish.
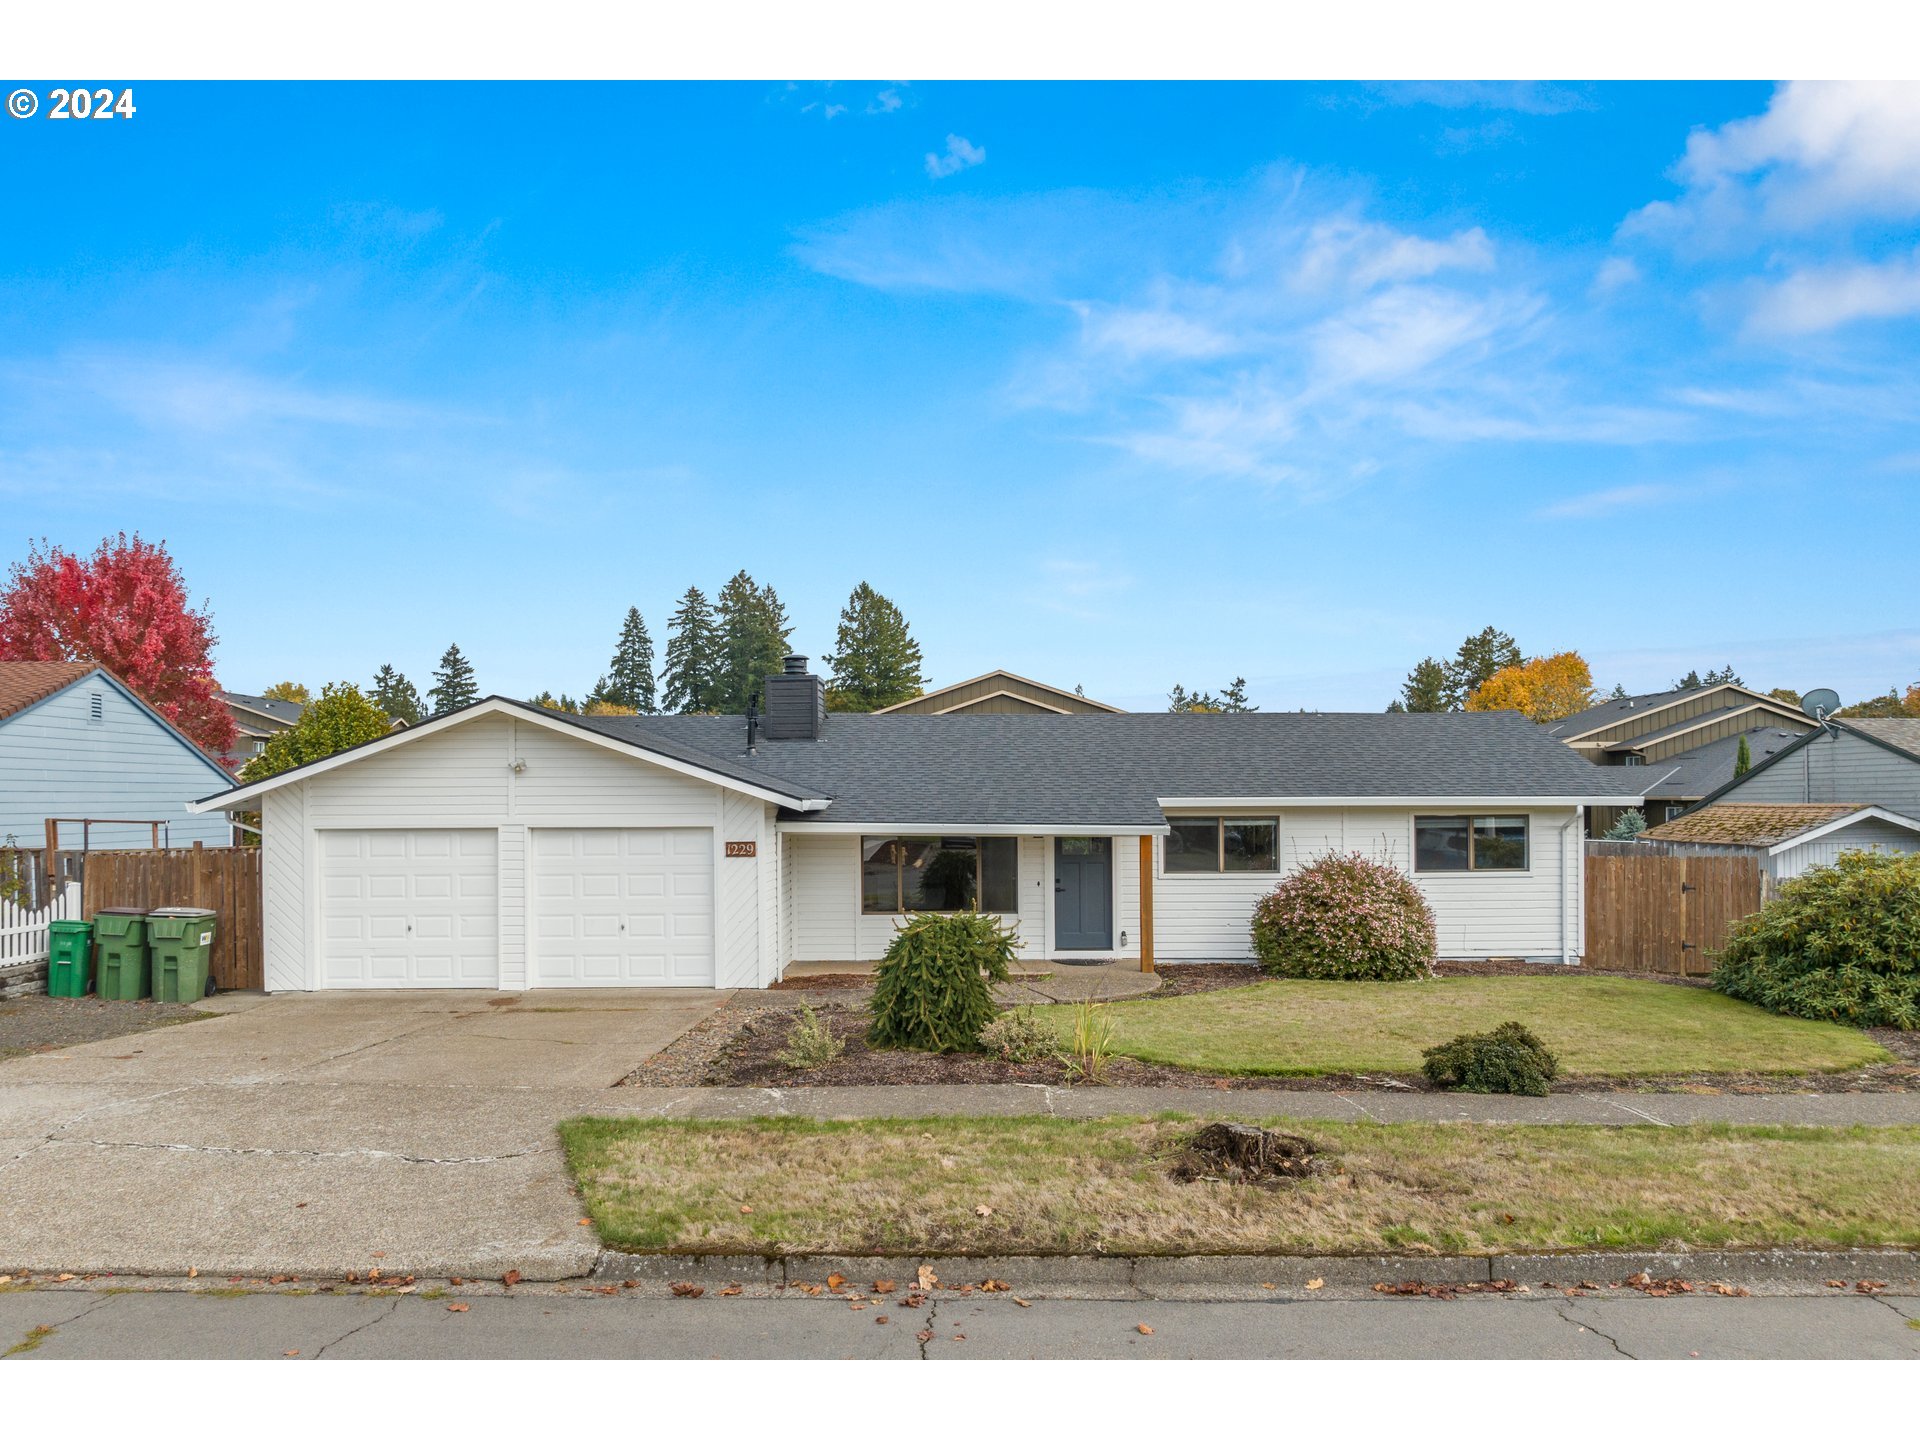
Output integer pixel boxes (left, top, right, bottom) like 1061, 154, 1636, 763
1802, 688, 1841, 720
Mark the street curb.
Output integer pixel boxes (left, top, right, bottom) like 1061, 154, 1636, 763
589, 1247, 1920, 1298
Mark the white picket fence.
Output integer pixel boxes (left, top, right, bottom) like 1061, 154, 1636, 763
0, 881, 80, 970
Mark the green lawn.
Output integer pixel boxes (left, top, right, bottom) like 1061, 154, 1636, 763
562, 1115, 1920, 1256
1028, 977, 1886, 1077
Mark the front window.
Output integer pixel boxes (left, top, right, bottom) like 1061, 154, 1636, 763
1415, 815, 1528, 871
1164, 817, 1279, 874
861, 836, 1019, 913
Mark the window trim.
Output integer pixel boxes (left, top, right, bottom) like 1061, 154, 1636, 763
1160, 815, 1281, 876
860, 835, 1020, 915
1413, 814, 1531, 874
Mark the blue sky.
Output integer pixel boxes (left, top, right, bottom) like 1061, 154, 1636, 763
4, 80, 1918, 710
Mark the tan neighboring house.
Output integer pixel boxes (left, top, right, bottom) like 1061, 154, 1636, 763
1544, 683, 1816, 833
874, 670, 1125, 716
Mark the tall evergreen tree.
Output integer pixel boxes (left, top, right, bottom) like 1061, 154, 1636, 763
592, 606, 657, 713
528, 691, 580, 714
1447, 627, 1522, 707
824, 582, 925, 711
713, 571, 792, 712
661, 586, 722, 714
428, 643, 478, 715
1216, 677, 1258, 713
369, 663, 424, 724
1398, 657, 1452, 713
1607, 682, 1630, 701
1734, 733, 1753, 777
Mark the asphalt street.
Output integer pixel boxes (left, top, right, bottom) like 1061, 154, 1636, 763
4, 1287, 1918, 1360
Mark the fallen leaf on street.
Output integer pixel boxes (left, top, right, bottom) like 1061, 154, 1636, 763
719, 1285, 743, 1297
1012, 1297, 1032, 1308
577, 1218, 592, 1226
981, 1279, 1010, 1293
872, 1279, 897, 1294
187, 1267, 198, 1279
1857, 1280, 1889, 1294
917, 1264, 938, 1290
1708, 1284, 1750, 1297
501, 1270, 521, 1288
1305, 1278, 1325, 1291
56, 1273, 74, 1282
669, 1282, 705, 1298
1137, 1324, 1154, 1335
875, 1315, 889, 1325
1826, 1279, 1848, 1289
283, 1349, 300, 1357
826, 1272, 847, 1290
447, 1303, 469, 1312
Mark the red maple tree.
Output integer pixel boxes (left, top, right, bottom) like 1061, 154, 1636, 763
0, 533, 239, 759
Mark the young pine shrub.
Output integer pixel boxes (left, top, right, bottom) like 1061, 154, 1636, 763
867, 911, 1019, 1053
1421, 1021, 1560, 1097
1711, 850, 1920, 1029
979, 1008, 1062, 1064
1250, 852, 1437, 981
777, 1003, 845, 1070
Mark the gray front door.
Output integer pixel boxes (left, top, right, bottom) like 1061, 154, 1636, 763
1054, 837, 1112, 950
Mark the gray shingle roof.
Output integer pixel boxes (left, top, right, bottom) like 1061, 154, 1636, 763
1843, 718, 1920, 761
575, 709, 1640, 827
1627, 726, 1809, 799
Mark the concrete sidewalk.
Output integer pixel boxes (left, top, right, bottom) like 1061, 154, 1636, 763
594, 1083, 1920, 1126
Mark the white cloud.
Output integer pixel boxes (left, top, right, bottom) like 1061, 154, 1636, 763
1591, 256, 1641, 296
1310, 285, 1528, 387
1073, 303, 1236, 361
868, 88, 903, 115
1626, 81, 1920, 242
925, 134, 986, 179
1743, 249, 1920, 336
1294, 218, 1494, 292
1536, 483, 1682, 520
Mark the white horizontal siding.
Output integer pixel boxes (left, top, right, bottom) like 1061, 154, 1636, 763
0, 679, 233, 848
1772, 817, 1920, 881
1154, 808, 1582, 962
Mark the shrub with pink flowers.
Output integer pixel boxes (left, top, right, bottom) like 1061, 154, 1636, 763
1250, 852, 1436, 981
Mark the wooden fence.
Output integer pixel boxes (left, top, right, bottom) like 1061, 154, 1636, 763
1584, 840, 1766, 976
78, 844, 264, 991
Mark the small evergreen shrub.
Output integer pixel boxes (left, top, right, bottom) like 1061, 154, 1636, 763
867, 911, 1018, 1052
979, 1009, 1062, 1064
778, 1003, 845, 1070
1422, 1021, 1560, 1096
1711, 851, 1920, 1030
1250, 852, 1437, 981
1603, 810, 1648, 840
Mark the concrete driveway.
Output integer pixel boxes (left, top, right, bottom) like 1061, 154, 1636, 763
0, 989, 730, 1281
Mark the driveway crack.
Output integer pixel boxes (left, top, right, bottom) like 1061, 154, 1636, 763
1556, 1299, 1636, 1358
312, 1296, 403, 1359
916, 1298, 938, 1359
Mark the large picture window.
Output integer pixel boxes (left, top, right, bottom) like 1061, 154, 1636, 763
861, 836, 1020, 913
1163, 817, 1278, 874
1414, 815, 1528, 872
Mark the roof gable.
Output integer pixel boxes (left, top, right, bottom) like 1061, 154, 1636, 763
1549, 683, 1805, 744
0, 661, 97, 722
873, 669, 1124, 715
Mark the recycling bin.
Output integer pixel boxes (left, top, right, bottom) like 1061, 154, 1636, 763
47, 919, 94, 998
93, 908, 152, 1000
147, 907, 218, 1002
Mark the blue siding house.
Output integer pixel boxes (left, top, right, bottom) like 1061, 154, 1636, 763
0, 662, 236, 850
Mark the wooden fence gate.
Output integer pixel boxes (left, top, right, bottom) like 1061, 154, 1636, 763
79, 844, 264, 991
1584, 840, 1766, 976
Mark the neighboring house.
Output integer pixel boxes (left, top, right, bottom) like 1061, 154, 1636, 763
1544, 683, 1816, 833
191, 656, 1639, 992
1686, 718, 1920, 821
0, 662, 237, 851
873, 669, 1124, 715
220, 690, 305, 769
1644, 802, 1920, 882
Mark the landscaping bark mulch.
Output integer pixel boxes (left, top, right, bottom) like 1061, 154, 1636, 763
0, 993, 212, 1060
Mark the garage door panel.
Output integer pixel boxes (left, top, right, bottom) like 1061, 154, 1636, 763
531, 827, 715, 987
320, 829, 498, 989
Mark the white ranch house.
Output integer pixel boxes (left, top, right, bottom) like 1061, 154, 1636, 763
192, 659, 1642, 991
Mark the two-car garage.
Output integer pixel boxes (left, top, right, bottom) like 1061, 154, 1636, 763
318, 826, 715, 990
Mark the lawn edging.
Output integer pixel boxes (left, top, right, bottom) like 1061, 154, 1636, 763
588, 1247, 1920, 1298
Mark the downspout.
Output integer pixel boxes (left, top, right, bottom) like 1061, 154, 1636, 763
1559, 809, 1581, 965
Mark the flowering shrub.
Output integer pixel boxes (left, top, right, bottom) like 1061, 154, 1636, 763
1249, 852, 1437, 981
1712, 850, 1920, 1029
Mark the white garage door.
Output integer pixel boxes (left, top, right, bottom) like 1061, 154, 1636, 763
319, 830, 499, 988
530, 828, 715, 987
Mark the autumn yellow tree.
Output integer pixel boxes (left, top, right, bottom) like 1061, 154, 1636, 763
1465, 651, 1598, 723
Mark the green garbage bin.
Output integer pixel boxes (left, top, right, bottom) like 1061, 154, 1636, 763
47, 919, 94, 998
93, 908, 152, 1001
148, 907, 218, 1002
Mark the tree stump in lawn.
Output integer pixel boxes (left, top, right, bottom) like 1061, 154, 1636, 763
1170, 1123, 1319, 1185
